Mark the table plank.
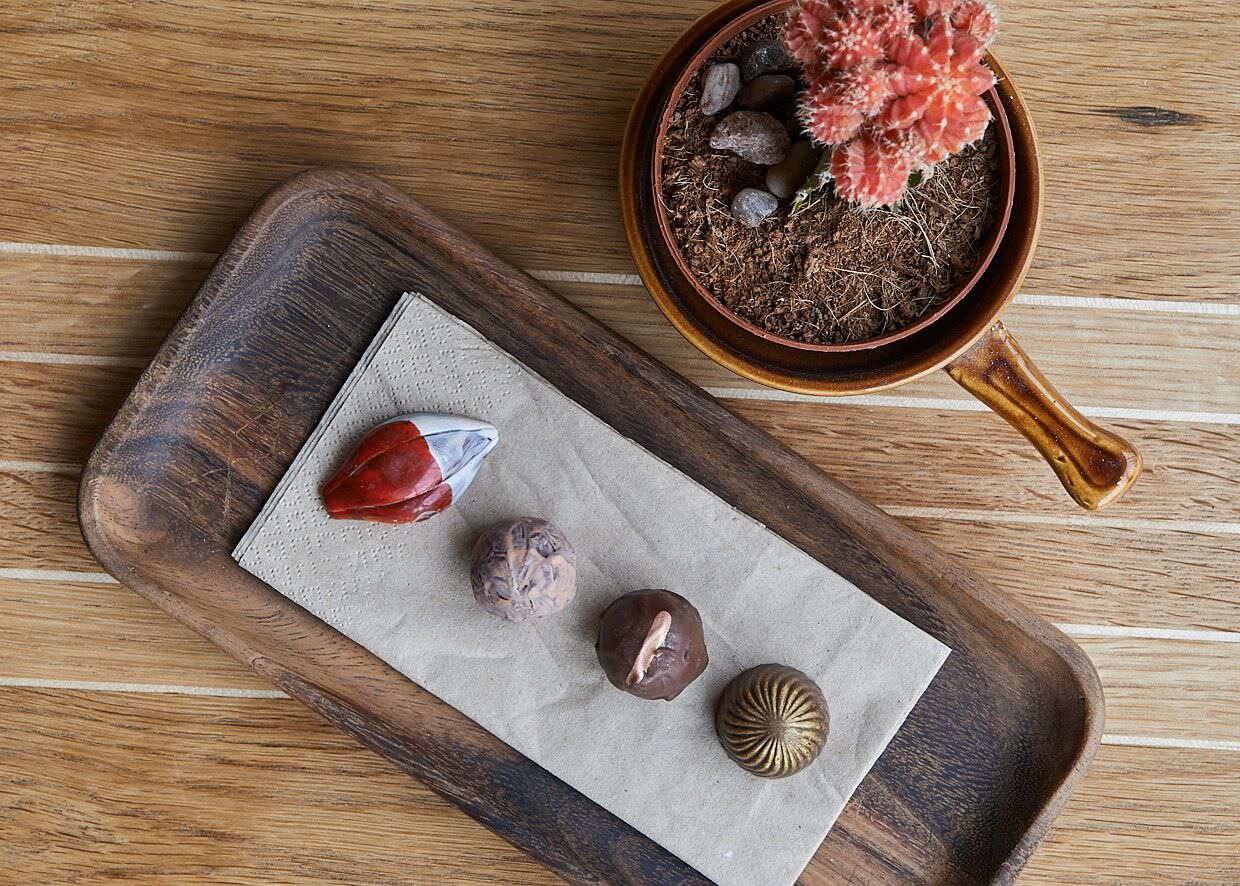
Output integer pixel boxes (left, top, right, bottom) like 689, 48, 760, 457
6, 411, 1240, 629
1080, 637, 1240, 744
6, 352, 1238, 525
732, 404, 1240, 523
6, 347, 1239, 481
1, 0, 1237, 301
0, 578, 270, 692
1022, 744, 1240, 884
2, 687, 1237, 884
0, 256, 205, 358
0, 686, 558, 885
905, 517, 1239, 633
0, 471, 92, 572
2, 575, 1235, 743
6, 260, 1238, 416
0, 363, 136, 465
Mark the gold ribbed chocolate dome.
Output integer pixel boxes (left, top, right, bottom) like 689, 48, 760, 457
715, 664, 829, 778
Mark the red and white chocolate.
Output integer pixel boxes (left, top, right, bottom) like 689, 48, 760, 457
320, 413, 498, 524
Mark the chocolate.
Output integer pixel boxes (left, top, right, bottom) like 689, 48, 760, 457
595, 590, 708, 700
321, 413, 497, 524
716, 664, 829, 778
470, 518, 576, 623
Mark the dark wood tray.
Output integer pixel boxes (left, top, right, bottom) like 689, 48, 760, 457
79, 168, 1102, 886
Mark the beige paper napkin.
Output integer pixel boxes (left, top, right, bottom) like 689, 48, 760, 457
234, 293, 949, 886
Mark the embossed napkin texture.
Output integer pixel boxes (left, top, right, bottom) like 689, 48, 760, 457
235, 293, 949, 886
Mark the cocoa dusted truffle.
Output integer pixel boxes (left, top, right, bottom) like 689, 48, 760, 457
595, 590, 708, 700
470, 518, 576, 623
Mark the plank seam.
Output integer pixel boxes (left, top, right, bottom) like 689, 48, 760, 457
0, 677, 1234, 751
706, 387, 1240, 425
527, 269, 1240, 315
6, 569, 1240, 644
1101, 734, 1240, 752
0, 676, 285, 698
0, 568, 118, 583
1057, 624, 1240, 643
0, 459, 81, 474
0, 244, 1234, 315
1016, 293, 1240, 316
530, 269, 645, 287
884, 505, 1240, 535
0, 241, 216, 262
2, 348, 1238, 424
0, 350, 149, 368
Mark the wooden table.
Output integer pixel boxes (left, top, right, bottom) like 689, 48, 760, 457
1, 1, 1236, 882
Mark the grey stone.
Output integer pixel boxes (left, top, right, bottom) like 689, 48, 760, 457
709, 111, 790, 165
699, 62, 741, 115
731, 188, 779, 227
766, 141, 821, 199
739, 39, 794, 81
737, 74, 797, 110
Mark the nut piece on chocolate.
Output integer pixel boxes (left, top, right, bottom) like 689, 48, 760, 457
595, 590, 708, 700
471, 517, 577, 623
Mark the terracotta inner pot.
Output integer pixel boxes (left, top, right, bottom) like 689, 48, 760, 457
650, 2, 1017, 354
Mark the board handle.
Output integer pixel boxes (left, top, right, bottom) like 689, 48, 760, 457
946, 322, 1142, 510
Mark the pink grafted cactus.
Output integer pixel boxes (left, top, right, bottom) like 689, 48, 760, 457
952, 0, 1000, 41
789, 0, 1000, 208
912, 0, 957, 16
830, 130, 913, 209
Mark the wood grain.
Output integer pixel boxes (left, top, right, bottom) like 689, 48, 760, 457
0, 577, 270, 692
0, 362, 138, 465
1, 0, 1237, 880
905, 517, 1239, 633
731, 403, 1240, 523
1022, 745, 1240, 884
3, 258, 1236, 418
1, 0, 1237, 301
3, 576, 1236, 743
1076, 637, 1240, 744
0, 471, 93, 572
8, 355, 1239, 525
0, 255, 204, 358
0, 687, 559, 885
2, 687, 1237, 884
6, 461, 1238, 632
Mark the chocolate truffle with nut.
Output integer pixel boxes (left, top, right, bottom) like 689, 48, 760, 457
470, 517, 576, 623
595, 590, 708, 700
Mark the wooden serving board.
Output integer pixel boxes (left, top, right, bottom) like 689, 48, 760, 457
79, 168, 1102, 886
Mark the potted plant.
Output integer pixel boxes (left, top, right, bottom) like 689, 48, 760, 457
620, 0, 1141, 509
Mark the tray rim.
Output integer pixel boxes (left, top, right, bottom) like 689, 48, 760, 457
78, 166, 1104, 885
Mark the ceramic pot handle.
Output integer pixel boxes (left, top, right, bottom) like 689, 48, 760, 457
946, 323, 1141, 510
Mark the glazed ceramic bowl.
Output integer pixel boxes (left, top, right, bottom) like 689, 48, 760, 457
620, 0, 1141, 509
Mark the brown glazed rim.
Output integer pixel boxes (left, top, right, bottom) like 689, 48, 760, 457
650, 0, 1017, 353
